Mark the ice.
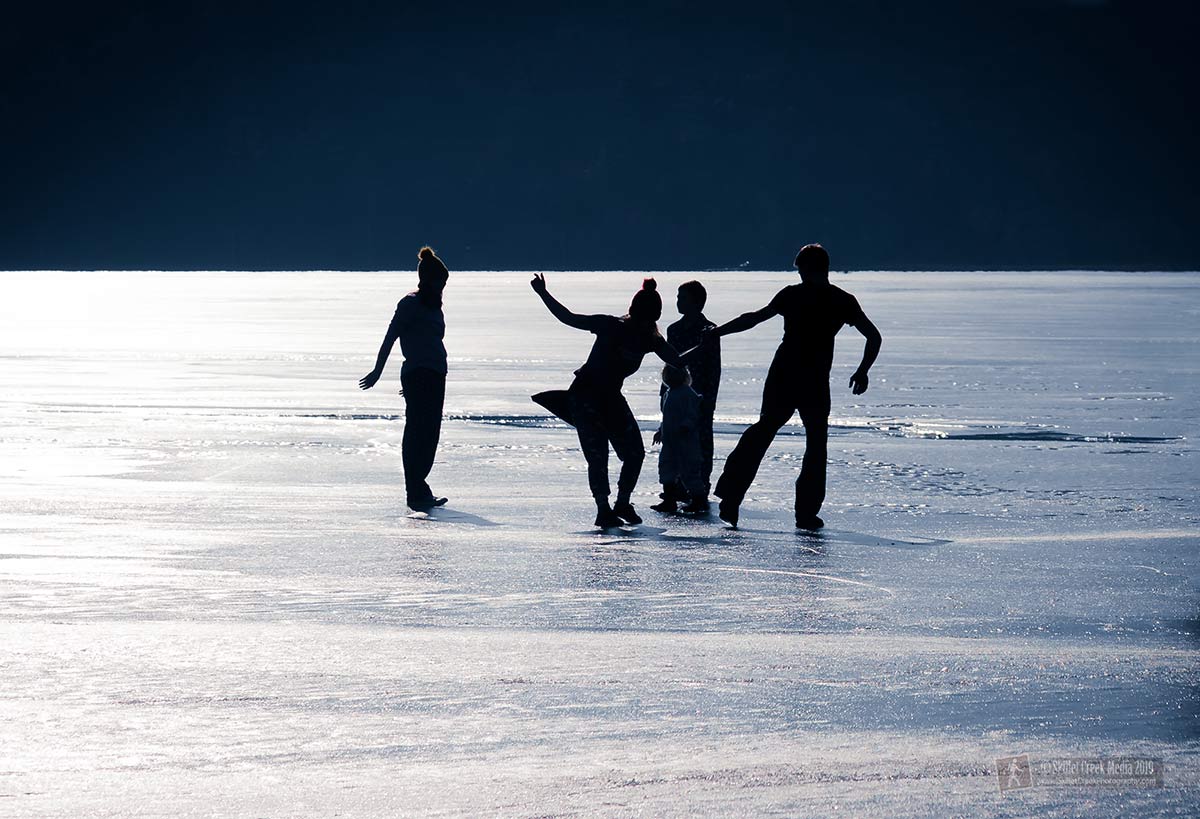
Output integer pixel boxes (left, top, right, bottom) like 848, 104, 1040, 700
0, 269, 1197, 816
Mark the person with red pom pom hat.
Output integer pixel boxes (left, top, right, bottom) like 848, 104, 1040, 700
530, 275, 688, 528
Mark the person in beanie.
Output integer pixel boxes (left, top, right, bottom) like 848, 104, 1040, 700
359, 246, 450, 511
530, 275, 687, 528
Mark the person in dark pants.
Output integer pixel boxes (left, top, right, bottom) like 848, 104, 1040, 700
709, 244, 881, 530
530, 275, 687, 528
359, 246, 451, 511
659, 280, 720, 510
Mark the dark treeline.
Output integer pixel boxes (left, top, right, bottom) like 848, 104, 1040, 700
1, 0, 1197, 271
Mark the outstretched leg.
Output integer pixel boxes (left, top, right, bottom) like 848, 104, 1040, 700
714, 403, 794, 508
715, 356, 796, 509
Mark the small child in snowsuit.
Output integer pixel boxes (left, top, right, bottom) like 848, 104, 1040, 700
652, 365, 707, 514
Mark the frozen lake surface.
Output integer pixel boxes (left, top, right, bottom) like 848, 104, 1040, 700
1, 269, 1198, 816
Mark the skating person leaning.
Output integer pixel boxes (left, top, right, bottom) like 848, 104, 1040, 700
709, 244, 881, 529
530, 275, 686, 528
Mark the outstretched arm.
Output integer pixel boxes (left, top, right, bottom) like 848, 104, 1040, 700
678, 324, 720, 363
652, 336, 686, 369
848, 315, 882, 395
710, 303, 779, 338
530, 273, 597, 331
359, 312, 403, 390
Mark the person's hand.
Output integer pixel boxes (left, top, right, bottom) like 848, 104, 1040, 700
699, 325, 718, 340
849, 370, 869, 395
652, 429, 662, 445
530, 273, 547, 295
359, 370, 381, 390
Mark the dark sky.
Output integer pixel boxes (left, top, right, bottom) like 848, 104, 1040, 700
2, 0, 1196, 270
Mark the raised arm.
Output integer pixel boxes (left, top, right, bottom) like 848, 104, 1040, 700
711, 302, 779, 338
530, 273, 600, 331
848, 314, 882, 395
359, 307, 404, 390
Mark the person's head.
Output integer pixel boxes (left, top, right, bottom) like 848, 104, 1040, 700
662, 364, 690, 389
628, 278, 662, 323
676, 280, 707, 316
417, 246, 449, 305
794, 243, 830, 284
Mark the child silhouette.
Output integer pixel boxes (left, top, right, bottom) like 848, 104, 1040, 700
652, 365, 708, 515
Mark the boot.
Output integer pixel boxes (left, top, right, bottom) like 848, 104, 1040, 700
718, 498, 739, 529
612, 500, 642, 525
595, 501, 623, 528
795, 515, 824, 530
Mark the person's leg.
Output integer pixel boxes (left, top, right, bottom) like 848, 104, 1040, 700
795, 412, 829, 521
607, 394, 645, 508
713, 406, 792, 508
401, 368, 445, 503
657, 439, 672, 487
679, 442, 707, 507
698, 395, 717, 498
795, 380, 832, 523
655, 438, 678, 509
568, 391, 612, 504
714, 362, 795, 509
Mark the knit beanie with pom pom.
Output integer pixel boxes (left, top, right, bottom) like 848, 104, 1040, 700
628, 278, 662, 321
417, 246, 449, 286
416, 246, 449, 306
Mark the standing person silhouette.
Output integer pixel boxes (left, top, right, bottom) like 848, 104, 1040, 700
661, 280, 720, 510
709, 244, 881, 529
359, 246, 450, 512
530, 275, 687, 528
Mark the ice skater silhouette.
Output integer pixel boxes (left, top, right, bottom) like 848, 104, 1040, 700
530, 275, 687, 528
359, 246, 451, 511
708, 244, 881, 529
